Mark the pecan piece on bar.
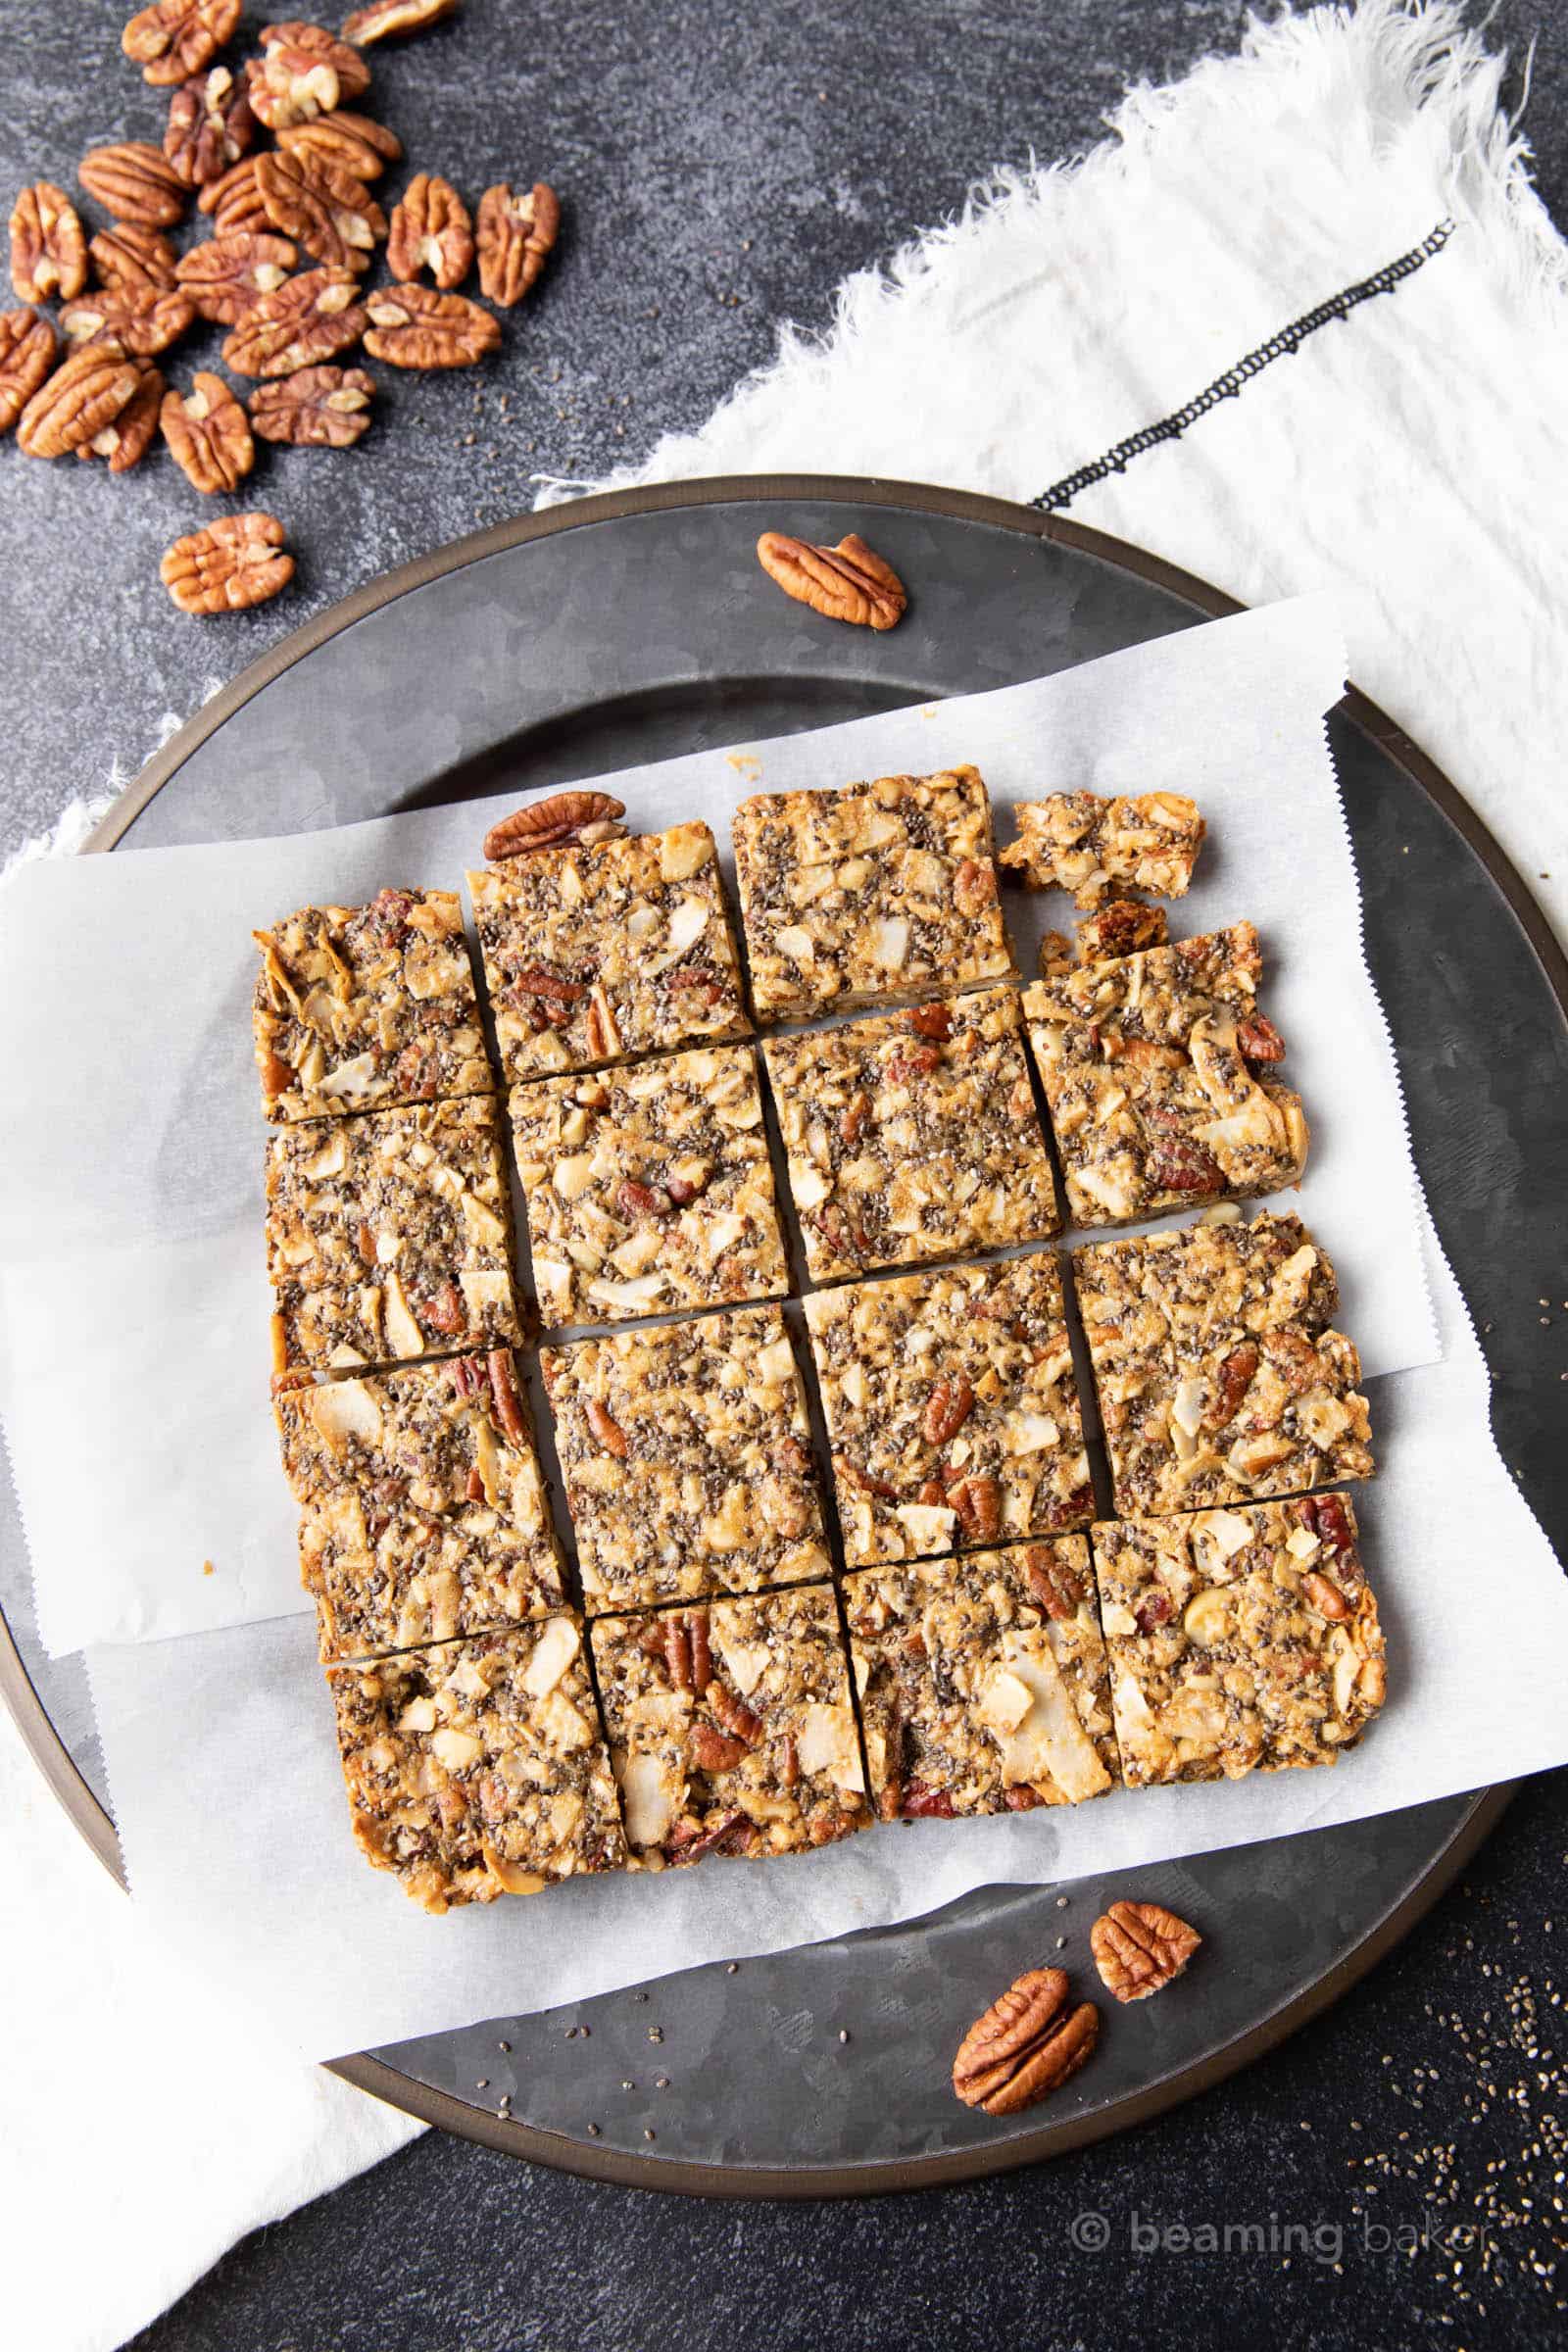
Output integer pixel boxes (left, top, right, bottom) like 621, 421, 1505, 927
221, 266, 367, 375
199, 155, 269, 231
756, 530, 906, 631
11, 182, 87, 304
17, 344, 141, 459
74, 363, 165, 470
160, 511, 293, 612
248, 362, 373, 444
948, 1472, 1002, 1543
921, 1375, 974, 1447
1142, 1129, 1224, 1198
953, 1968, 1100, 2114
256, 150, 385, 271
1075, 897, 1168, 964
344, 0, 460, 42
1090, 1900, 1201, 2003
165, 64, 257, 186
487, 1347, 528, 1446
89, 222, 180, 293
388, 172, 474, 288
161, 368, 254, 491
1023, 1542, 1086, 1621
1236, 1012, 1287, 1065
362, 280, 500, 368
122, 0, 240, 85
62, 286, 195, 359
0, 309, 59, 436
482, 790, 627, 859
175, 231, 297, 323
475, 179, 561, 306
79, 143, 188, 229
277, 110, 402, 180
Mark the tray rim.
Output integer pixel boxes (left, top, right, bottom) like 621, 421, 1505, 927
3, 469, 1559, 2194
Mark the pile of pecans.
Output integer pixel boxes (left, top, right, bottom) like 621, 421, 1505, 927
3, 0, 562, 614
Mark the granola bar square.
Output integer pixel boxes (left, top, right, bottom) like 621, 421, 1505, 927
590, 1586, 871, 1866
999, 791, 1205, 907
276, 1349, 565, 1660
1091, 1494, 1385, 1785
844, 1540, 1118, 1818
253, 887, 492, 1121
328, 1618, 626, 1911
805, 1251, 1092, 1568
1073, 1212, 1374, 1518
467, 822, 751, 1083
762, 989, 1058, 1283
265, 1096, 521, 1378
508, 1043, 790, 1326
1023, 923, 1308, 1227
542, 1306, 831, 1610
732, 766, 1015, 1020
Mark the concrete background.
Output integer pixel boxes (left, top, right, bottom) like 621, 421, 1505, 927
2, 4, 1564, 2347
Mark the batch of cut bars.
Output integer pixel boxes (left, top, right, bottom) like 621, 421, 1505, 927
254, 769, 1385, 1916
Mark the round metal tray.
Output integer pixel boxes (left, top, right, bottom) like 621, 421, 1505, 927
5, 477, 1564, 2195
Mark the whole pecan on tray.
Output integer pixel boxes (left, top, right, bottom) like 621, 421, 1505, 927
122, 0, 240, 87
388, 172, 473, 288
78, 142, 188, 229
475, 180, 560, 306
0, 309, 59, 436
164, 65, 257, 188
483, 792, 628, 860
362, 282, 498, 368
10, 181, 87, 304
256, 151, 386, 272
277, 111, 402, 181
17, 344, 142, 459
952, 1967, 1100, 2115
160, 512, 293, 613
175, 231, 297, 324
161, 369, 254, 492
61, 285, 195, 359
343, 0, 461, 43
89, 222, 180, 294
75, 364, 164, 470
220, 267, 367, 377
249, 364, 374, 446
756, 530, 907, 630
1090, 1900, 1201, 2003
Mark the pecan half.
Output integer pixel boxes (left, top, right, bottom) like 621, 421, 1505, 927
175, 231, 297, 322
921, 1375, 974, 1447
756, 530, 906, 630
17, 344, 141, 459
62, 286, 195, 358
160, 512, 293, 612
687, 1723, 749, 1773
1143, 1130, 1223, 1197
1301, 1569, 1349, 1622
248, 362, 373, 444
264, 18, 374, 84
161, 369, 254, 491
584, 1397, 627, 1458
0, 309, 59, 437
954, 858, 996, 917
1090, 1900, 1201, 2003
277, 110, 402, 180
221, 267, 367, 375
344, 0, 459, 42
475, 179, 560, 306
707, 1683, 762, 1746
1202, 1340, 1258, 1432
89, 222, 180, 293
1023, 1544, 1086, 1621
1076, 898, 1168, 962
165, 65, 257, 186
953, 1968, 1100, 2114
199, 156, 269, 231
904, 1002, 953, 1041
1236, 1012, 1287, 1065
11, 182, 87, 304
388, 172, 473, 288
79, 143, 188, 229
122, 0, 240, 85
949, 1473, 1002, 1543
74, 364, 165, 470
256, 151, 386, 271
487, 1347, 528, 1445
483, 790, 627, 859
902, 1778, 955, 1819
362, 281, 499, 367
247, 24, 369, 127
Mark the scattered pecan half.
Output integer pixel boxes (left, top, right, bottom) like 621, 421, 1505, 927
248, 362, 373, 444
247, 23, 370, 127
165, 64, 257, 186
362, 281, 499, 368
221, 267, 367, 375
62, 286, 195, 359
475, 179, 560, 306
953, 1969, 1100, 2114
199, 155, 269, 230
1023, 1544, 1086, 1621
11, 182, 87, 304
1143, 1130, 1223, 1197
122, 0, 240, 86
1090, 1901, 1201, 2003
921, 1375, 974, 1447
483, 790, 627, 859
161, 512, 293, 612
89, 222, 180, 293
161, 369, 254, 491
0, 309, 58, 436
388, 172, 473, 288
256, 150, 386, 271
17, 344, 141, 459
175, 231, 297, 322
343, 0, 460, 42
277, 110, 402, 180
75, 363, 164, 470
756, 530, 906, 630
79, 143, 188, 229
949, 1472, 1002, 1543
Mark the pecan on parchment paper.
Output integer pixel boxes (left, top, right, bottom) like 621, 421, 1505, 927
175, 231, 296, 323
221, 267, 366, 376
75, 363, 164, 470
344, 0, 460, 43
1090, 1901, 1201, 2003
756, 530, 906, 630
256, 150, 386, 272
17, 344, 141, 459
90, 222, 180, 293
277, 111, 401, 181
475, 180, 560, 306
161, 512, 293, 612
362, 281, 498, 368
61, 285, 195, 358
200, 156, 269, 231
122, 0, 240, 87
165, 64, 257, 187
79, 142, 188, 229
0, 309, 59, 437
11, 182, 87, 304
161, 368, 254, 492
249, 363, 373, 446
482, 791, 628, 860
952, 1967, 1100, 2115
388, 172, 473, 288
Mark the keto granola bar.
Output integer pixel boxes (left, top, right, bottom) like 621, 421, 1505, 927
276, 1349, 564, 1659
1023, 923, 1308, 1227
1074, 1212, 1374, 1517
253, 888, 492, 1121
265, 1096, 520, 1377
805, 1250, 1092, 1567
542, 1306, 830, 1610
999, 791, 1205, 908
1092, 1494, 1385, 1785
590, 1586, 870, 1866
467, 822, 752, 1083
732, 765, 1015, 1020
845, 1539, 1118, 1817
762, 989, 1059, 1284
328, 1619, 626, 1911
508, 1044, 789, 1326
